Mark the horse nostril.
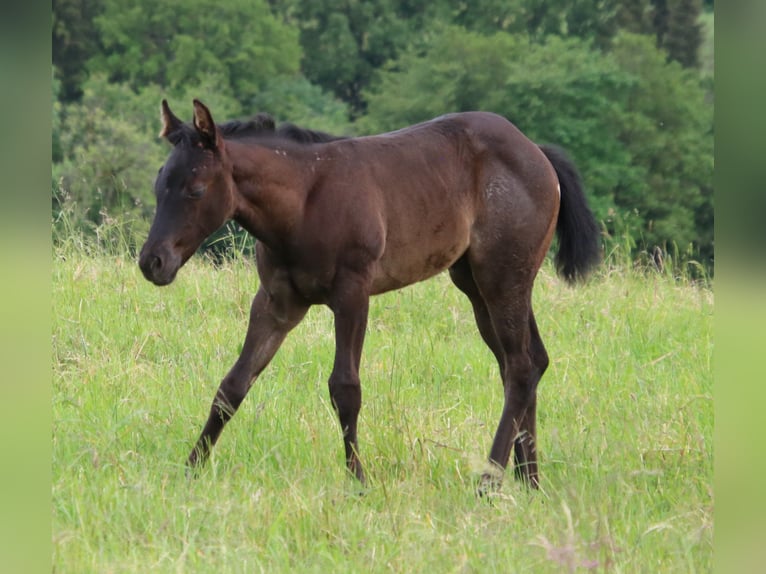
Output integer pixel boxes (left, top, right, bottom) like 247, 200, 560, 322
139, 246, 179, 286
139, 250, 163, 279
149, 254, 163, 273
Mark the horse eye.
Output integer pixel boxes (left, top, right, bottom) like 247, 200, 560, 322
188, 183, 206, 199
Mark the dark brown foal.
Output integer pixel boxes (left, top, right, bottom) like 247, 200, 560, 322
139, 99, 600, 490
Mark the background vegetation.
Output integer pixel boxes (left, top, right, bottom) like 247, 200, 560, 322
52, 0, 714, 270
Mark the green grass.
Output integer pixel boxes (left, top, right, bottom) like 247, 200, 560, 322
52, 247, 712, 572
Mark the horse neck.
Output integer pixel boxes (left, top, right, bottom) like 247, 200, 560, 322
226, 139, 313, 248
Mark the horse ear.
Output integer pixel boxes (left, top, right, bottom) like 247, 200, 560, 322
159, 99, 183, 139
192, 99, 220, 149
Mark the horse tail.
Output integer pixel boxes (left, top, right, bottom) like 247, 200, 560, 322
539, 144, 601, 283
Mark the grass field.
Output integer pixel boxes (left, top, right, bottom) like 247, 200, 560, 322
52, 246, 712, 573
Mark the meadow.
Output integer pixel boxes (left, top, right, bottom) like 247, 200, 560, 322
52, 244, 712, 572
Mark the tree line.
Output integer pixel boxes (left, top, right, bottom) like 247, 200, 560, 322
53, 0, 713, 270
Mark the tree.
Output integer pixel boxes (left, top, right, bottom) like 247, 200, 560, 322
452, 0, 620, 48
608, 32, 712, 255
616, 0, 653, 34
251, 76, 352, 134
53, 75, 168, 241
565, 0, 620, 48
52, 0, 103, 101
663, 0, 703, 68
89, 0, 301, 106
652, 0, 703, 68
289, 0, 414, 116
281, 0, 638, 116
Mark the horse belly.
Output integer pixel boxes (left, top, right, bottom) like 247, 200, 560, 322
371, 221, 470, 294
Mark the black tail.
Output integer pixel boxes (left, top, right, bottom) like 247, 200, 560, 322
539, 144, 601, 283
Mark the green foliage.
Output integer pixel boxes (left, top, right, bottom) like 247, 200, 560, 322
52, 0, 103, 101
252, 75, 353, 134
455, 0, 620, 48
53, 75, 167, 247
287, 0, 629, 115
615, 0, 654, 34
171, 73, 245, 120
290, 0, 415, 115
609, 33, 712, 255
90, 0, 301, 104
656, 0, 703, 68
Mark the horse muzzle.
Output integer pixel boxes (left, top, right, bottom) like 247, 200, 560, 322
138, 244, 182, 286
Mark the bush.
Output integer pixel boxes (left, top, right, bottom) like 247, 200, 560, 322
53, 76, 166, 250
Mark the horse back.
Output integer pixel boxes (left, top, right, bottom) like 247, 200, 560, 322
290, 112, 558, 297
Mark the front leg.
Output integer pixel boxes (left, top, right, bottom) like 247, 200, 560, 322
187, 284, 308, 469
328, 272, 371, 484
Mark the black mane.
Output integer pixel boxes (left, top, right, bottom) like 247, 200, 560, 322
166, 113, 346, 147
220, 113, 345, 144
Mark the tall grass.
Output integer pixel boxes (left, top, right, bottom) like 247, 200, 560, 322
52, 238, 712, 572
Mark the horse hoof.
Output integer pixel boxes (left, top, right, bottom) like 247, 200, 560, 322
476, 471, 503, 499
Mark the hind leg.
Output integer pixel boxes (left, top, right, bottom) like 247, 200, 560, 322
450, 257, 547, 489
469, 262, 547, 489
449, 256, 503, 366
512, 311, 548, 486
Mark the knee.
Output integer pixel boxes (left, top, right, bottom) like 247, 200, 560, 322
504, 354, 534, 384
503, 354, 540, 399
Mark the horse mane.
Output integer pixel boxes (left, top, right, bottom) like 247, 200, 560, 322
220, 113, 345, 144
166, 113, 346, 146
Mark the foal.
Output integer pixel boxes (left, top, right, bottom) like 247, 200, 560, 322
139, 99, 600, 489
